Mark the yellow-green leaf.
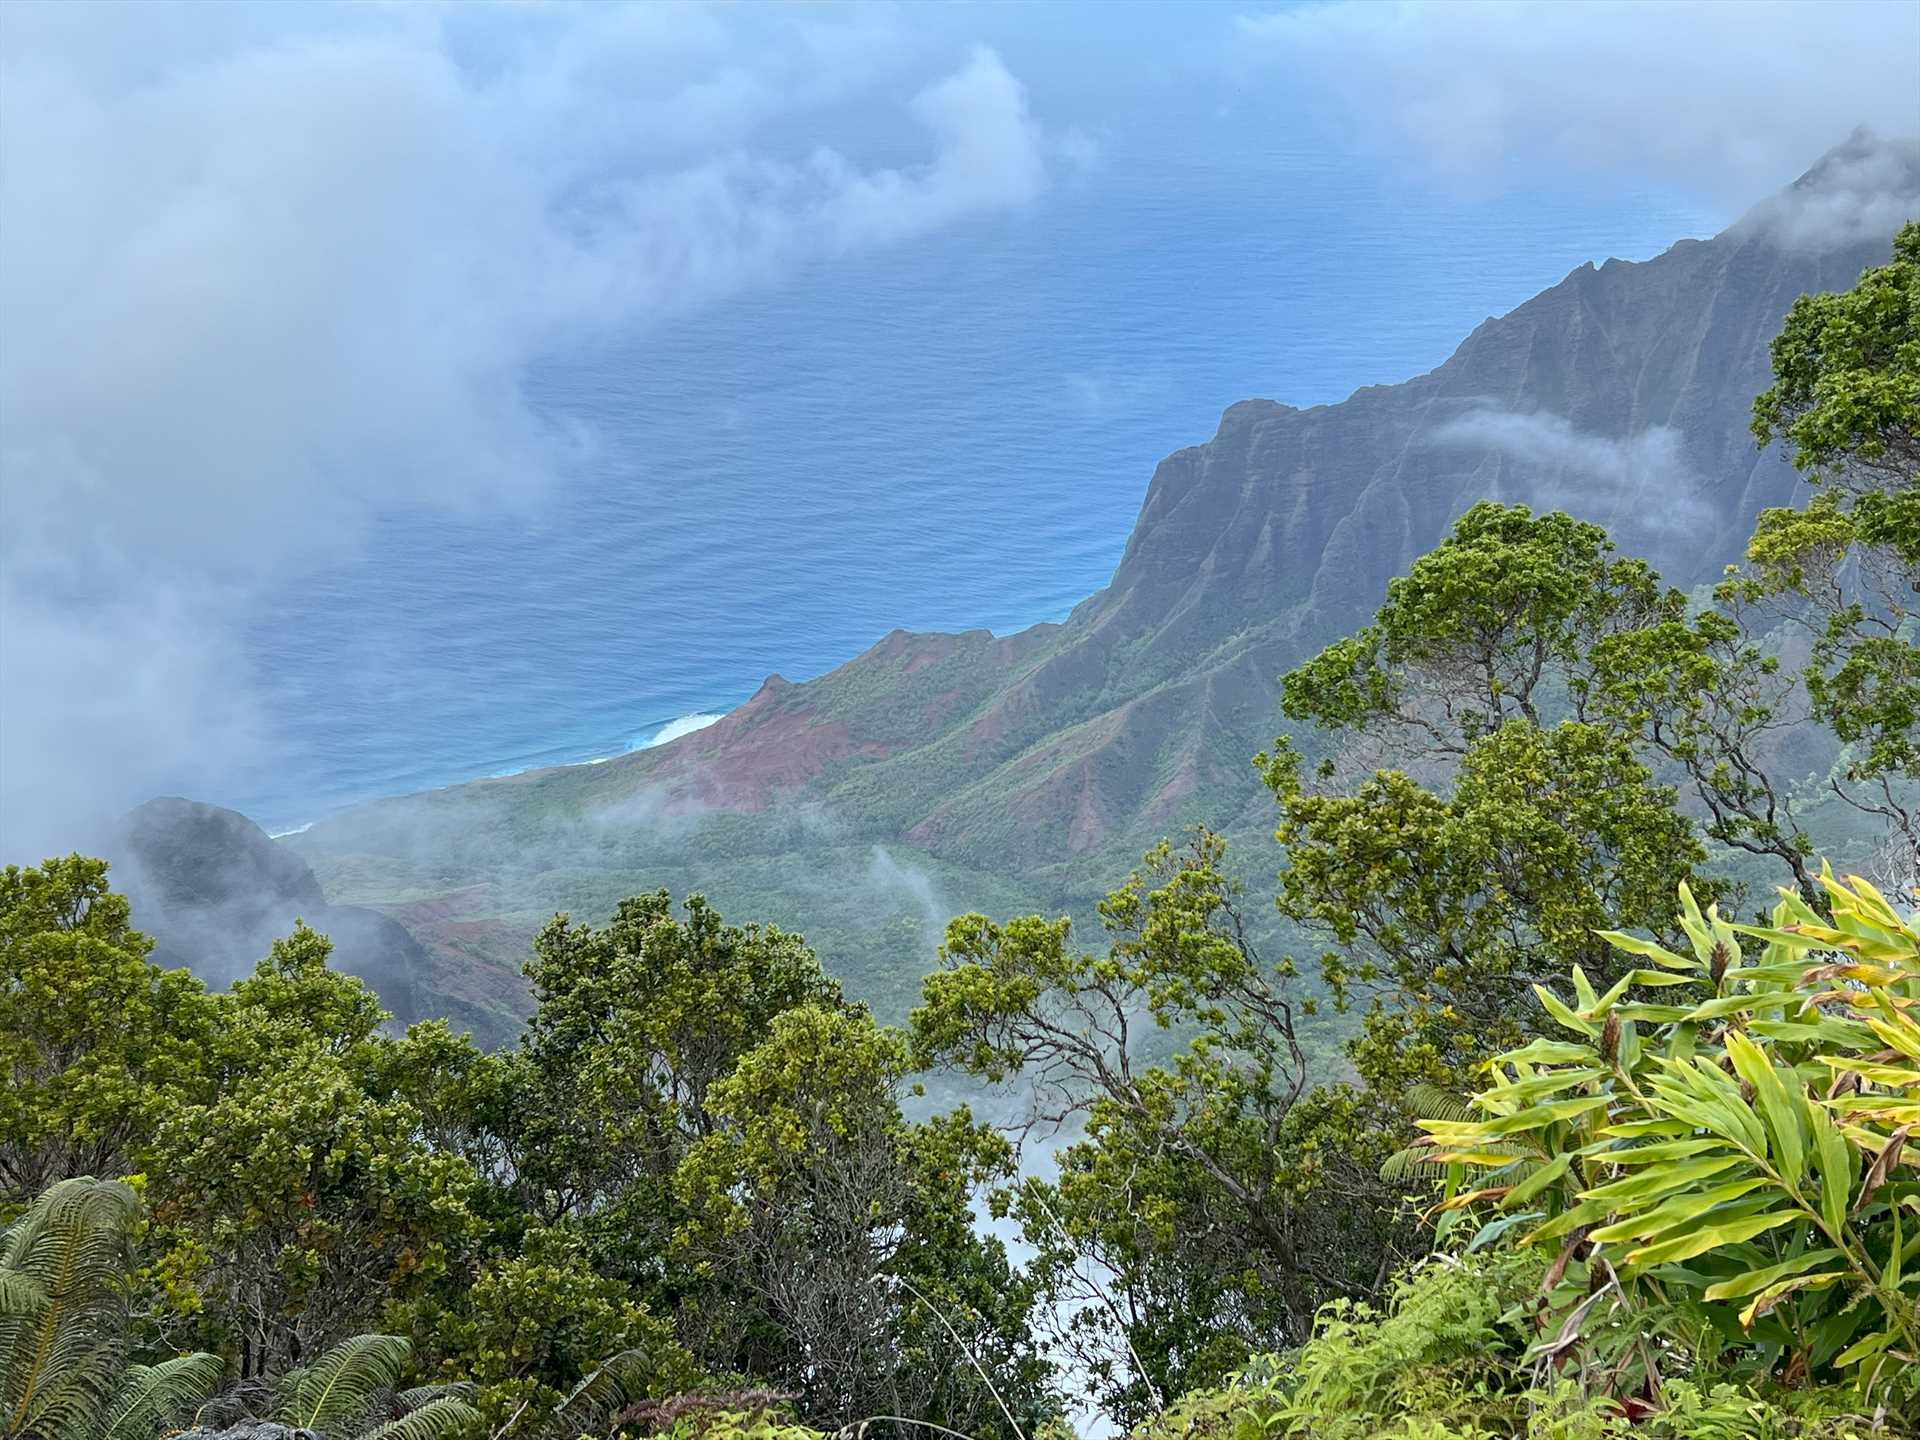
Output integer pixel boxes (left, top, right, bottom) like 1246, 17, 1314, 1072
1596, 930, 1697, 970
1583, 1138, 1722, 1166
1817, 1058, 1920, 1088
1738, 1270, 1843, 1328
1588, 1178, 1772, 1244
1834, 1329, 1895, 1369
1725, 1031, 1805, 1190
1626, 1209, 1797, 1267
1580, 1154, 1741, 1205
1469, 1094, 1612, 1136
1533, 985, 1599, 1037
1702, 1247, 1845, 1301
1683, 992, 1797, 1021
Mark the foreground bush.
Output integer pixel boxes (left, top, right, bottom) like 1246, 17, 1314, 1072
1420, 867, 1920, 1420
640, 1247, 1896, 1437
1, 1178, 222, 1440
1138, 1252, 1884, 1439
0, 1178, 486, 1440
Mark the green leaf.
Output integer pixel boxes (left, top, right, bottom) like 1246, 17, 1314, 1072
1533, 985, 1600, 1037
1580, 1153, 1742, 1205
1626, 1208, 1798, 1266
1809, 1101, 1856, 1240
1503, 1153, 1573, 1209
1599, 1119, 1692, 1140
1467, 1210, 1544, 1252
1469, 1094, 1612, 1136
1496, 1039, 1603, 1066
1597, 930, 1698, 970
1483, 1068, 1608, 1105
1701, 1246, 1844, 1301
1588, 1178, 1773, 1244
1683, 992, 1797, 1021
1677, 882, 1712, 956
1531, 1198, 1615, 1243
1620, 968, 1701, 988
1738, 1270, 1844, 1328
1581, 1137, 1722, 1166
1833, 1328, 1895, 1369
1725, 1031, 1805, 1190
1887, 1207, 1904, 1292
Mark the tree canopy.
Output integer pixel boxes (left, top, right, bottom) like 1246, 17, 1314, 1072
1741, 217, 1920, 859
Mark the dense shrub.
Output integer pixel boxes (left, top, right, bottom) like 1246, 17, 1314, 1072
1135, 1251, 1885, 1439
1420, 868, 1920, 1420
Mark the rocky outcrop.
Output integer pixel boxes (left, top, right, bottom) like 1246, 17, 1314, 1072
106, 796, 427, 1024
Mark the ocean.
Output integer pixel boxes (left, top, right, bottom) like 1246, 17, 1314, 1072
235, 138, 1724, 834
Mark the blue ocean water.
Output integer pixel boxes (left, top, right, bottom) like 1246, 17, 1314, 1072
234, 138, 1724, 833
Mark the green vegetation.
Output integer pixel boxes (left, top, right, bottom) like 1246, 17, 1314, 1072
1424, 869, 1920, 1406
1741, 219, 1920, 852
0, 867, 1048, 1438
5, 228, 1916, 1437
2, 1178, 219, 1440
913, 831, 1402, 1418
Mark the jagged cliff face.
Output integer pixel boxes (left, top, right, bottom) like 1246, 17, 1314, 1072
281, 136, 1920, 1034
639, 137, 1918, 865
1096, 227, 1877, 653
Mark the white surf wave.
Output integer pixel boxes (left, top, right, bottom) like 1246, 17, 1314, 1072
643, 712, 725, 749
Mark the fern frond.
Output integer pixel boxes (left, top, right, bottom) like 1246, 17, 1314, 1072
0, 1177, 141, 1439
550, 1348, 652, 1433
10, 1337, 121, 1439
102, 1353, 225, 1439
360, 1394, 482, 1440
1401, 1083, 1474, 1124
276, 1333, 412, 1432
1380, 1145, 1455, 1182
0, 1269, 47, 1317
1381, 1137, 1536, 1183
394, 1381, 474, 1411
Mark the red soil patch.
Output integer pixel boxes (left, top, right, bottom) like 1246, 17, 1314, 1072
1067, 765, 1107, 853
639, 674, 889, 814
378, 885, 495, 926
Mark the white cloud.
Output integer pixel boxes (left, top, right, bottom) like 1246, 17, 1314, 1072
1428, 407, 1712, 530
1737, 133, 1920, 251
0, 5, 1059, 853
867, 843, 949, 948
1235, 1, 1920, 206
1, 583, 262, 851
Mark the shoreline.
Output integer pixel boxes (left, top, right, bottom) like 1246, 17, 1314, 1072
265, 710, 726, 840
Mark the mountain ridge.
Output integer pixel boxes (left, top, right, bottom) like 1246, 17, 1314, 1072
245, 134, 1920, 1040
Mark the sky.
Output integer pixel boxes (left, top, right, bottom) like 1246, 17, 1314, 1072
3, 0, 1919, 854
